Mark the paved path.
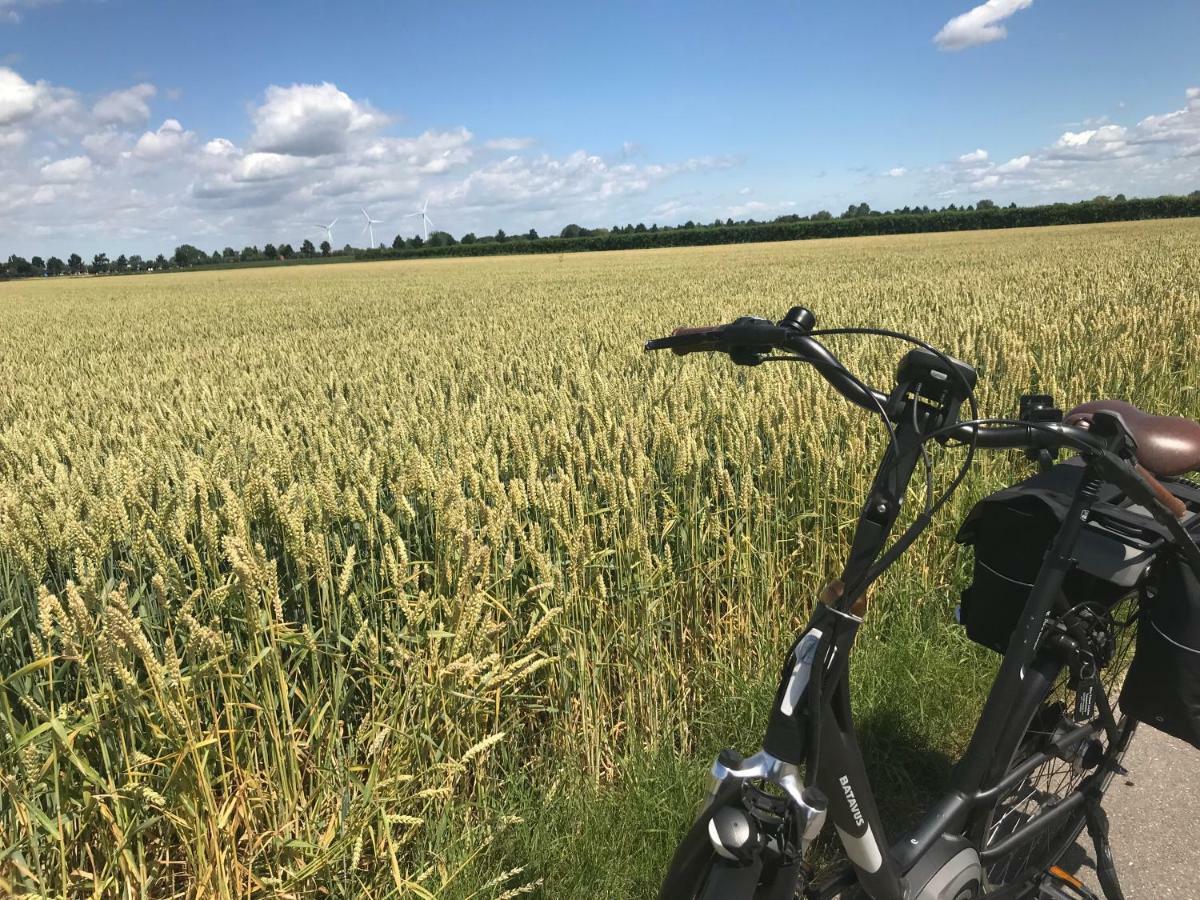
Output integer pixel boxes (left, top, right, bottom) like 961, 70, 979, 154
1065, 726, 1200, 898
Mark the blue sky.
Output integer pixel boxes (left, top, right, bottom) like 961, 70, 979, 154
2, 0, 1198, 258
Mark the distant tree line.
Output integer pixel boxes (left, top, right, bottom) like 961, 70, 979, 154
3, 191, 1199, 279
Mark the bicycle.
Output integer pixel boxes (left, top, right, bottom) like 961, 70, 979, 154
644, 307, 1200, 900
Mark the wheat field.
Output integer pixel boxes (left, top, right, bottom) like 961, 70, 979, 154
1, 220, 1198, 898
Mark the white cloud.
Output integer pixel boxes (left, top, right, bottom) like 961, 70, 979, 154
233, 151, 311, 182
934, 0, 1034, 51
40, 154, 92, 183
886, 167, 907, 177
0, 65, 77, 127
202, 137, 238, 158
958, 148, 989, 163
81, 127, 132, 161
249, 82, 387, 156
996, 154, 1031, 173
1048, 125, 1136, 160
484, 136, 535, 151
132, 118, 192, 161
0, 0, 57, 24
365, 127, 475, 173
933, 88, 1200, 202
93, 83, 156, 125
0, 66, 42, 124
1135, 89, 1200, 147
439, 150, 735, 215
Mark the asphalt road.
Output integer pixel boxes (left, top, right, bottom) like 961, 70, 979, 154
1066, 725, 1200, 898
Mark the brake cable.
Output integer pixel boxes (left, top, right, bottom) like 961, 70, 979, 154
777, 326, 981, 605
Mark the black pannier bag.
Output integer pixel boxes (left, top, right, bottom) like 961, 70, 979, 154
955, 461, 1173, 654
1119, 557, 1200, 749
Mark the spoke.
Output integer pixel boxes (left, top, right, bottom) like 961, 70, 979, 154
988, 786, 1039, 841
985, 609, 1138, 888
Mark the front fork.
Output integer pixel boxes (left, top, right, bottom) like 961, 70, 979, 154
701, 604, 905, 899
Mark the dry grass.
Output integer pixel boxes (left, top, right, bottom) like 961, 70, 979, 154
1, 220, 1198, 897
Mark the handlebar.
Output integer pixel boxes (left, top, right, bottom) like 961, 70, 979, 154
646, 316, 891, 413
645, 310, 1194, 528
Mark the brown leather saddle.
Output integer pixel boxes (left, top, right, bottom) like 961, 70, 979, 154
1065, 399, 1200, 478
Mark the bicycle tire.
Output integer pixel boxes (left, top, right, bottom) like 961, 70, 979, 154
969, 609, 1138, 893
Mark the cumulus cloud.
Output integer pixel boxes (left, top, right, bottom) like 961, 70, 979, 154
93, 83, 156, 125
484, 136, 535, 151
1048, 124, 1137, 160
445, 150, 707, 209
202, 137, 238, 158
132, 118, 192, 161
0, 66, 42, 124
1136, 88, 1200, 147
40, 155, 92, 183
81, 127, 133, 161
886, 167, 907, 177
935, 0, 1034, 51
249, 82, 387, 156
365, 127, 475, 173
0, 66, 77, 127
233, 151, 312, 182
931, 88, 1200, 201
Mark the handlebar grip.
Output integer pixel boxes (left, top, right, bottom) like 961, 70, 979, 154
1134, 463, 1188, 519
668, 325, 723, 355
643, 325, 728, 355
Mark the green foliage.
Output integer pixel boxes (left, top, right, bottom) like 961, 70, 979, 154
173, 244, 206, 267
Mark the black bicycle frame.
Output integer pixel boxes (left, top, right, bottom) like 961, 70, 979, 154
760, 433, 1109, 900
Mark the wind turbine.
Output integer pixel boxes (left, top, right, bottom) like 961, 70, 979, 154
405, 198, 435, 240
361, 207, 382, 249
315, 217, 338, 245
